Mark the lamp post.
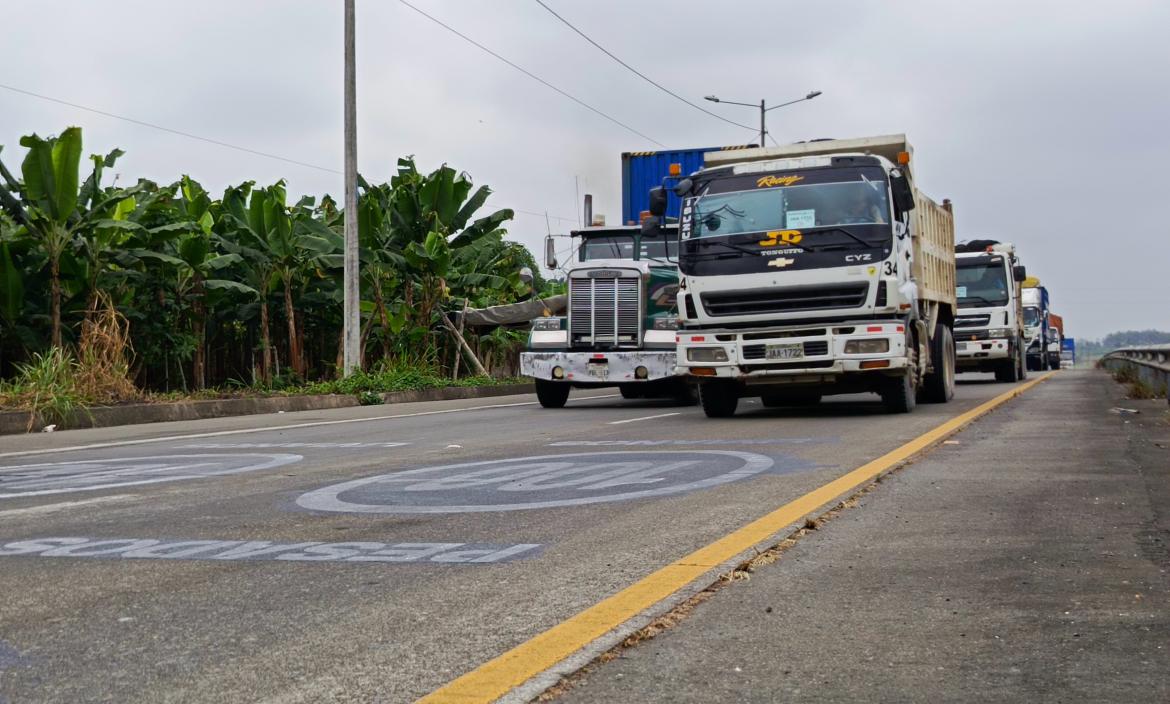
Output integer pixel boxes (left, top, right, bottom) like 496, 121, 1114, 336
704, 90, 822, 146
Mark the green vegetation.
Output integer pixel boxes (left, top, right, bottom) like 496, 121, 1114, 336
1079, 330, 1170, 361
0, 126, 549, 414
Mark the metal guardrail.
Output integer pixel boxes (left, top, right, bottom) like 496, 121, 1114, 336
1100, 345, 1170, 404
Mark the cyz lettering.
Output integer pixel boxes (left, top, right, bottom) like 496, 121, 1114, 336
846, 254, 873, 262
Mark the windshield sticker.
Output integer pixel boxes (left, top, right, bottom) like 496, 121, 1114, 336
757, 175, 803, 188
786, 209, 816, 228
758, 230, 803, 247
957, 285, 968, 297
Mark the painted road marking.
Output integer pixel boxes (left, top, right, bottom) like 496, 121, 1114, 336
177, 442, 409, 449
0, 494, 137, 518
418, 372, 1057, 704
296, 450, 812, 515
549, 438, 830, 447
0, 454, 302, 499
607, 412, 681, 425
0, 537, 542, 564
0, 393, 620, 461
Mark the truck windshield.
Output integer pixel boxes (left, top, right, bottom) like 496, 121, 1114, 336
1023, 307, 1041, 326
956, 262, 1009, 307
640, 234, 678, 260
581, 236, 635, 260
692, 180, 890, 239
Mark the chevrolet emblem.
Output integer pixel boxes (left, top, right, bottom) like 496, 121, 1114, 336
767, 257, 796, 268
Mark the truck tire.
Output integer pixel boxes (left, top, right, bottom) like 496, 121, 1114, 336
535, 379, 570, 408
619, 384, 643, 400
995, 344, 1022, 383
881, 371, 917, 413
699, 382, 738, 418
919, 324, 955, 404
761, 392, 822, 408
881, 330, 918, 413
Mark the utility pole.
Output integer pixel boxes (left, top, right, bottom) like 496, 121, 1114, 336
342, 0, 360, 375
759, 99, 766, 147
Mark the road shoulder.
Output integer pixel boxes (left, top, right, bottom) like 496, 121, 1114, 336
553, 370, 1170, 703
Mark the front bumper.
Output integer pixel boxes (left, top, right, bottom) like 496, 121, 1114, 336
675, 322, 908, 384
956, 337, 1011, 363
520, 350, 677, 384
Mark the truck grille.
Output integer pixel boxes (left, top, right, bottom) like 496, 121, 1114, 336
700, 283, 869, 317
742, 340, 830, 360
955, 314, 990, 328
569, 276, 641, 347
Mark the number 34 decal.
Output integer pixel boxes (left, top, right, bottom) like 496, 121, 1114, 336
883, 261, 897, 275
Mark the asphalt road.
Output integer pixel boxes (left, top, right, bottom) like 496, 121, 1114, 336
559, 369, 1170, 703
0, 376, 1033, 703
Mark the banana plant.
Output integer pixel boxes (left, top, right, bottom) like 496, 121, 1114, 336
0, 129, 140, 348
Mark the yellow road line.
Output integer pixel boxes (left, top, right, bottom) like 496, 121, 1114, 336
419, 372, 1057, 703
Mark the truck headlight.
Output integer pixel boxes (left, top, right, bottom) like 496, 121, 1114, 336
652, 317, 678, 330
844, 339, 890, 354
687, 347, 729, 363
531, 317, 563, 331
987, 327, 1012, 339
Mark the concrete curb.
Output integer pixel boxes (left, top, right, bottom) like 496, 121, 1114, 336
0, 383, 535, 435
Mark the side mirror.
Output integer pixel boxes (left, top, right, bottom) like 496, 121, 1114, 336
672, 178, 694, 197
648, 186, 667, 217
1013, 265, 1026, 282
889, 169, 915, 213
544, 235, 557, 269
641, 215, 662, 238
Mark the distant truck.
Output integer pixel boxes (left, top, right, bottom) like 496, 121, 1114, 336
953, 240, 1029, 381
1021, 280, 1055, 371
1061, 337, 1076, 367
648, 134, 957, 416
1047, 312, 1064, 370
621, 146, 754, 225
520, 223, 692, 408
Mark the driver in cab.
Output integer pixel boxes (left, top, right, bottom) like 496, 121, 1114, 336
831, 188, 887, 225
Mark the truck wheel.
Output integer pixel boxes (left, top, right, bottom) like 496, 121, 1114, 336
881, 371, 917, 413
699, 382, 738, 418
619, 384, 643, 400
995, 345, 1021, 383
919, 324, 955, 404
761, 392, 822, 408
535, 379, 570, 408
881, 330, 918, 413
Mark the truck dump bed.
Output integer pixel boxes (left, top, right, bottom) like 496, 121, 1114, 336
704, 134, 956, 308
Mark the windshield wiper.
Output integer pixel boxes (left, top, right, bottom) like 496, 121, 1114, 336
959, 295, 996, 306
805, 227, 876, 250
688, 239, 759, 257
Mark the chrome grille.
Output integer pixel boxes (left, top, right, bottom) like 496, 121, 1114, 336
955, 314, 990, 328
569, 275, 641, 347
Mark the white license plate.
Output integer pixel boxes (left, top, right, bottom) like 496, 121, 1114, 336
766, 343, 804, 360
587, 364, 609, 380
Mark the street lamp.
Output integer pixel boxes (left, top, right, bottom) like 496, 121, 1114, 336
704, 90, 822, 147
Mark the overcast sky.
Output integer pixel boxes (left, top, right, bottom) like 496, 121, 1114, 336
3, 0, 1168, 340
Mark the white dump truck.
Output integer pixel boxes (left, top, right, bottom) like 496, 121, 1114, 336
953, 240, 1029, 381
644, 134, 957, 417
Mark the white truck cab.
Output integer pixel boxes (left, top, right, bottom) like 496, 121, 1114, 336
954, 241, 1029, 381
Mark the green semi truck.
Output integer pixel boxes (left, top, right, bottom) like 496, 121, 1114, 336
520, 224, 694, 408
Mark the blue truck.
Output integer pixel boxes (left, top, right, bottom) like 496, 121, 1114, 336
621, 145, 755, 225
1061, 338, 1076, 367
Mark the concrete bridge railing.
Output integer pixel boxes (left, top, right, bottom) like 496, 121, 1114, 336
1100, 345, 1170, 405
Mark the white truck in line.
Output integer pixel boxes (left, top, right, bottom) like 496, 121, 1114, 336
953, 240, 1029, 381
644, 135, 957, 417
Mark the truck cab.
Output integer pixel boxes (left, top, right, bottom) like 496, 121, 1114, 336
520, 225, 692, 408
1021, 283, 1053, 371
655, 135, 957, 417
954, 241, 1028, 381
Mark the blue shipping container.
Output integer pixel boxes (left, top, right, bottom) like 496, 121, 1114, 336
620, 145, 755, 225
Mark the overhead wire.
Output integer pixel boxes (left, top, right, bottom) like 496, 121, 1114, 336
1, 82, 577, 225
531, 0, 758, 136
395, 0, 665, 148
